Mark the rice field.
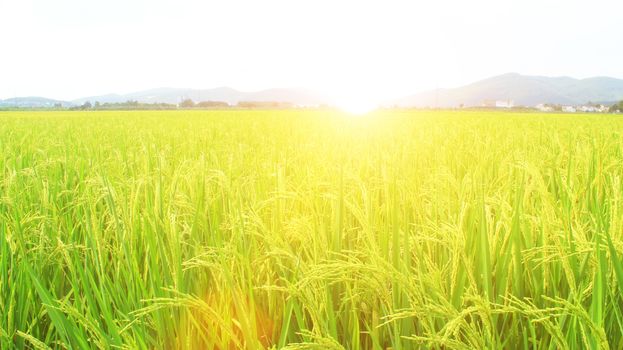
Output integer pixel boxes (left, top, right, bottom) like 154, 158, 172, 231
1, 110, 623, 349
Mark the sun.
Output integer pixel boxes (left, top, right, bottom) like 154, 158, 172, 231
336, 98, 377, 116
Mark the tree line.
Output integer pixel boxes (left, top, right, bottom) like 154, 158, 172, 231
69, 99, 302, 110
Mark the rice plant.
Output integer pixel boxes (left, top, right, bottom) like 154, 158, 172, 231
1, 110, 622, 349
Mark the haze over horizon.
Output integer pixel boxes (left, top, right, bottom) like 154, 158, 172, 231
1, 0, 622, 105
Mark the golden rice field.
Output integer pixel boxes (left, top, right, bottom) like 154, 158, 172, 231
1, 110, 623, 349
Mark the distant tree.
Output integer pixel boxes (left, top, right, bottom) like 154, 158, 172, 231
179, 99, 195, 108
196, 101, 229, 108
53, 103, 62, 109
81, 101, 92, 110
610, 101, 623, 113
94, 101, 101, 109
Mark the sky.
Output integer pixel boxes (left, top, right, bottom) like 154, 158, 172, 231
0, 0, 622, 104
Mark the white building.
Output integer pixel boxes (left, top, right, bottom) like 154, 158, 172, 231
596, 105, 610, 113
578, 105, 597, 112
562, 106, 576, 113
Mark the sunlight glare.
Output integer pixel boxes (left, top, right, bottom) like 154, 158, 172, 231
335, 91, 378, 116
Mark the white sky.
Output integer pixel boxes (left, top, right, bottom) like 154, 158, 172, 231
0, 0, 622, 103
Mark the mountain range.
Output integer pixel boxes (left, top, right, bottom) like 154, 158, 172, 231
70, 87, 333, 106
391, 73, 623, 108
0, 96, 71, 108
2, 73, 623, 108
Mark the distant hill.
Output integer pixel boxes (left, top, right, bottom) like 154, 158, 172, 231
4, 74, 623, 109
390, 73, 623, 108
0, 96, 72, 108
72, 87, 333, 106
